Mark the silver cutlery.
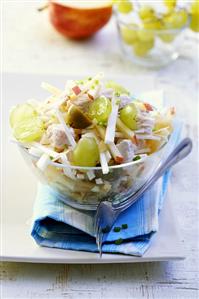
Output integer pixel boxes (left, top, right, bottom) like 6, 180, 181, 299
94, 137, 193, 257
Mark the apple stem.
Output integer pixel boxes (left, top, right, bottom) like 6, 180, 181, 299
37, 3, 49, 12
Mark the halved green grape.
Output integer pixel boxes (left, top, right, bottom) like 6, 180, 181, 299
164, 10, 188, 29
121, 25, 138, 45
105, 80, 130, 95
190, 1, 199, 32
132, 39, 154, 57
139, 5, 156, 22
13, 118, 44, 143
73, 137, 99, 167
117, 0, 133, 14
137, 29, 154, 42
120, 103, 137, 130
10, 103, 37, 128
88, 96, 112, 124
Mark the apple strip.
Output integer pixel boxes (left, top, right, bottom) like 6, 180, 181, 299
95, 125, 123, 164
108, 142, 124, 164
36, 153, 51, 172
70, 72, 104, 100
105, 95, 119, 144
56, 108, 76, 149
116, 118, 136, 143
41, 82, 62, 96
99, 152, 109, 174
83, 132, 109, 175
91, 186, 100, 193
88, 83, 102, 100
76, 173, 85, 180
105, 150, 111, 163
136, 134, 161, 140
95, 178, 104, 185
28, 146, 43, 157
32, 142, 60, 159
115, 131, 127, 138
59, 153, 77, 180
87, 170, 96, 180
135, 148, 151, 154
98, 141, 110, 174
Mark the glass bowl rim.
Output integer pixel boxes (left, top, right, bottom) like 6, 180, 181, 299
18, 144, 158, 171
116, 14, 190, 34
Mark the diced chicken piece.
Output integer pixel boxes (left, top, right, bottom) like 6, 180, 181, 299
46, 124, 74, 149
101, 88, 114, 99
73, 94, 90, 112
87, 84, 101, 100
116, 140, 135, 162
119, 95, 132, 109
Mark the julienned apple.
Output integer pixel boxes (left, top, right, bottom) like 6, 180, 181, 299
49, 0, 113, 39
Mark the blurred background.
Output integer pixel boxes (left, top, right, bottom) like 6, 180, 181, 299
2, 0, 198, 88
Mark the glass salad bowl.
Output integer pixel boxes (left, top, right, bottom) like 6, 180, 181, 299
117, 20, 188, 68
10, 73, 177, 212
115, 2, 190, 68
18, 137, 173, 211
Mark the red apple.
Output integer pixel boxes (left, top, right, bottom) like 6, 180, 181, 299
49, 0, 113, 39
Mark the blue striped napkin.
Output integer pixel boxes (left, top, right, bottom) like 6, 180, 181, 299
31, 121, 182, 256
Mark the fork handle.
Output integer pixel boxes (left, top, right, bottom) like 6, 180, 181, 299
113, 137, 192, 211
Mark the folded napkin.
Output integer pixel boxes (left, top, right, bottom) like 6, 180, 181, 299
31, 121, 182, 256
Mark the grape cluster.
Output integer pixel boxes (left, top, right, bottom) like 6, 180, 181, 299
115, 0, 198, 58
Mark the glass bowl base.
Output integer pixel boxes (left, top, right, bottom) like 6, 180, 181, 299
122, 45, 179, 69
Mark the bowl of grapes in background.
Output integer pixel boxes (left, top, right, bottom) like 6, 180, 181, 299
114, 0, 199, 68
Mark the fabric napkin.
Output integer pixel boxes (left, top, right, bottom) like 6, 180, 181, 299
31, 120, 182, 256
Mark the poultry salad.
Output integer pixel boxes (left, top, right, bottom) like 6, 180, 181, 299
10, 73, 175, 206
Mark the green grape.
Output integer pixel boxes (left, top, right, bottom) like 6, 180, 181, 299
105, 80, 130, 95
120, 103, 137, 130
88, 96, 112, 124
190, 1, 199, 32
117, 0, 133, 14
133, 39, 154, 57
143, 18, 163, 30
139, 5, 156, 22
191, 0, 199, 14
163, 0, 176, 10
121, 25, 138, 45
158, 32, 175, 43
137, 29, 154, 42
10, 103, 37, 128
164, 10, 188, 29
13, 118, 44, 143
73, 137, 99, 167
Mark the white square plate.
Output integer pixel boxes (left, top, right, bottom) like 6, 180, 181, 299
1, 73, 185, 264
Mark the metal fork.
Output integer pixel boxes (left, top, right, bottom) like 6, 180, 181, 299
94, 138, 192, 256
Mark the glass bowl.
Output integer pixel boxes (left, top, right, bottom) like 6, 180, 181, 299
116, 13, 189, 68
18, 140, 171, 211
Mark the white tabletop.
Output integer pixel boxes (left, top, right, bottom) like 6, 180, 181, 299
1, 1, 199, 298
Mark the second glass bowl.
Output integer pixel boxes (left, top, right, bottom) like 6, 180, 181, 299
116, 15, 189, 68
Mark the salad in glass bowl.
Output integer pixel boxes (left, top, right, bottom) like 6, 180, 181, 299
10, 73, 175, 210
